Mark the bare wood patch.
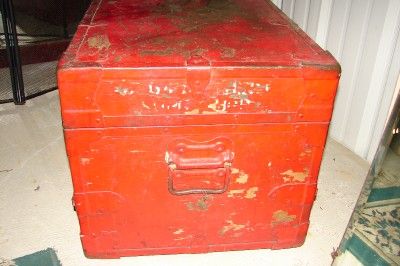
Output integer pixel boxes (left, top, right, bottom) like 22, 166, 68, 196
244, 187, 258, 199
280, 169, 309, 183
272, 210, 296, 225
235, 171, 249, 184
219, 220, 245, 235
185, 195, 211, 211
185, 108, 200, 115
173, 229, 184, 235
227, 189, 245, 198
88, 35, 111, 50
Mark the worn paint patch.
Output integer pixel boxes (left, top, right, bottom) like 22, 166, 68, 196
272, 210, 296, 225
183, 48, 208, 58
197, 196, 209, 210
235, 171, 248, 184
300, 148, 313, 157
165, 152, 170, 164
231, 168, 240, 174
130, 150, 144, 154
280, 169, 309, 183
88, 35, 110, 50
233, 232, 244, 238
140, 48, 174, 56
227, 189, 245, 198
206, 100, 227, 113
185, 202, 195, 211
185, 108, 200, 115
80, 158, 91, 165
114, 87, 133, 96
219, 220, 245, 235
221, 47, 236, 58
142, 102, 151, 110
114, 55, 122, 62
174, 234, 193, 241
173, 229, 184, 235
244, 187, 258, 199
185, 195, 211, 211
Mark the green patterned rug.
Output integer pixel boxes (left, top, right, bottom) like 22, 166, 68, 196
340, 149, 400, 265
1, 248, 61, 266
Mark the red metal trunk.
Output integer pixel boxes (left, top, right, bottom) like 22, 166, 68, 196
58, 0, 340, 258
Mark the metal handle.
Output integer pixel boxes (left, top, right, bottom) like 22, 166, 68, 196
168, 163, 231, 196
166, 137, 234, 196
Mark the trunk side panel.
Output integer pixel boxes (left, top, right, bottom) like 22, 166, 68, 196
65, 123, 327, 257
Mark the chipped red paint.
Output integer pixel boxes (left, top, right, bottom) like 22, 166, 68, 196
58, 0, 340, 258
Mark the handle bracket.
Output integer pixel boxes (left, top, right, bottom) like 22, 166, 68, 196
166, 137, 234, 195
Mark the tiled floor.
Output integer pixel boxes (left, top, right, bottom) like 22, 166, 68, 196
0, 91, 370, 266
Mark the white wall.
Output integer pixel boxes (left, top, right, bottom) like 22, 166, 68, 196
271, 0, 400, 162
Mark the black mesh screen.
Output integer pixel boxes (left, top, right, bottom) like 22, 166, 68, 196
0, 61, 57, 104
0, 0, 90, 104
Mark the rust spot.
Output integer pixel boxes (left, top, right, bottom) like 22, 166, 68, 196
244, 187, 258, 199
272, 210, 296, 225
227, 189, 245, 198
88, 35, 110, 50
219, 220, 245, 235
280, 169, 309, 183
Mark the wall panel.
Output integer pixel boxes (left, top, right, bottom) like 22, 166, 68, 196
278, 0, 400, 162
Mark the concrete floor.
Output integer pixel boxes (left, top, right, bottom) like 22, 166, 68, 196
0, 91, 370, 266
